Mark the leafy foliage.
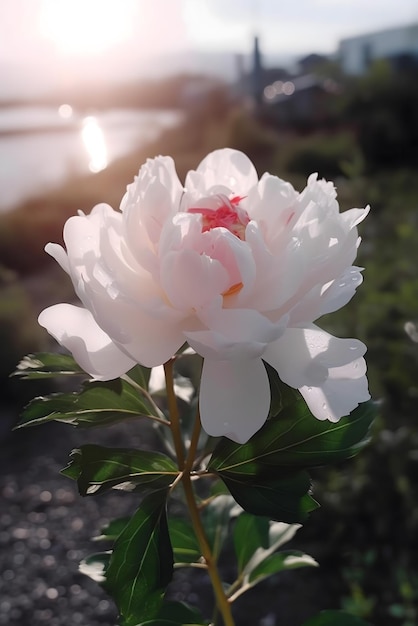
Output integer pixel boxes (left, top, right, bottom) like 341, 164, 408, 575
168, 518, 201, 564
104, 490, 173, 626
0, 274, 45, 401
144, 600, 208, 625
208, 374, 374, 522
233, 512, 270, 573
202, 494, 239, 559
62, 445, 178, 496
16, 376, 157, 429
13, 352, 85, 379
218, 468, 318, 523
230, 513, 317, 598
79, 551, 111, 583
95, 517, 131, 542
210, 394, 375, 473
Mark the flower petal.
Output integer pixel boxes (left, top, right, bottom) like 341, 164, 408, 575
300, 358, 370, 422
199, 357, 270, 443
264, 325, 366, 388
45, 243, 70, 274
186, 307, 286, 360
244, 172, 298, 232
121, 155, 183, 272
78, 287, 186, 367
244, 222, 307, 312
48, 202, 186, 368
38, 304, 136, 380
263, 325, 369, 421
289, 266, 364, 325
160, 248, 229, 311
200, 227, 256, 302
184, 148, 258, 201
40, 150, 370, 441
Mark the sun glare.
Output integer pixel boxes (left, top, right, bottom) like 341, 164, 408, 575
39, 0, 136, 56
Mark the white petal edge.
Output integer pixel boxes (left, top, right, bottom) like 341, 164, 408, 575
300, 359, 370, 422
263, 326, 370, 422
263, 325, 367, 389
38, 304, 136, 380
185, 148, 259, 197
186, 307, 286, 360
45, 243, 70, 274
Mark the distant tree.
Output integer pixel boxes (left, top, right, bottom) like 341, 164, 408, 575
342, 59, 418, 169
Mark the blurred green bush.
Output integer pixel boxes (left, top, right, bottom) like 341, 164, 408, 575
282, 132, 360, 179
0, 266, 45, 405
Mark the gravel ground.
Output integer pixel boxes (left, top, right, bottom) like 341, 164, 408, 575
0, 406, 330, 626
0, 413, 152, 626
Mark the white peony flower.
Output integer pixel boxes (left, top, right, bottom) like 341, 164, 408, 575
39, 149, 370, 443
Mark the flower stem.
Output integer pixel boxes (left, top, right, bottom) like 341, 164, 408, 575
182, 464, 235, 626
164, 360, 235, 626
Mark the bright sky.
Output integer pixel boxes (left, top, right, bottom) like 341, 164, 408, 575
185, 0, 418, 54
0, 0, 417, 95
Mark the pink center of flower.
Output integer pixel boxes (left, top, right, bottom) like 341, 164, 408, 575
189, 196, 250, 241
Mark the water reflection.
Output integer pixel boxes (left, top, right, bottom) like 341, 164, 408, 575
0, 106, 181, 211
81, 116, 108, 172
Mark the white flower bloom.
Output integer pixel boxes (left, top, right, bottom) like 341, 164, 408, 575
39, 149, 370, 443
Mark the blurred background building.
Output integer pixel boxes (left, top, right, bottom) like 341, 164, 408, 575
339, 22, 418, 74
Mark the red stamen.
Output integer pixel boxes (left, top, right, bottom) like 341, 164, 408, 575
189, 197, 250, 240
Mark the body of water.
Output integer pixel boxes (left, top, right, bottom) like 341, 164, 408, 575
0, 105, 181, 211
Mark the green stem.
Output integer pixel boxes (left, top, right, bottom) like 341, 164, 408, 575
182, 467, 235, 626
164, 361, 235, 626
228, 584, 251, 604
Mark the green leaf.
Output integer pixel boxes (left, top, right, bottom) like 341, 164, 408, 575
12, 352, 85, 379
137, 617, 202, 626
105, 490, 173, 626
209, 398, 376, 475
12, 353, 152, 389
202, 494, 238, 560
154, 602, 207, 626
264, 360, 285, 417
209, 479, 231, 497
79, 551, 111, 582
62, 445, 179, 496
209, 384, 374, 523
243, 520, 303, 574
229, 519, 317, 599
124, 363, 152, 390
233, 513, 270, 573
138, 621, 204, 626
302, 610, 371, 625
248, 550, 318, 584
218, 468, 318, 523
168, 518, 201, 564
95, 517, 131, 542
16, 377, 157, 429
